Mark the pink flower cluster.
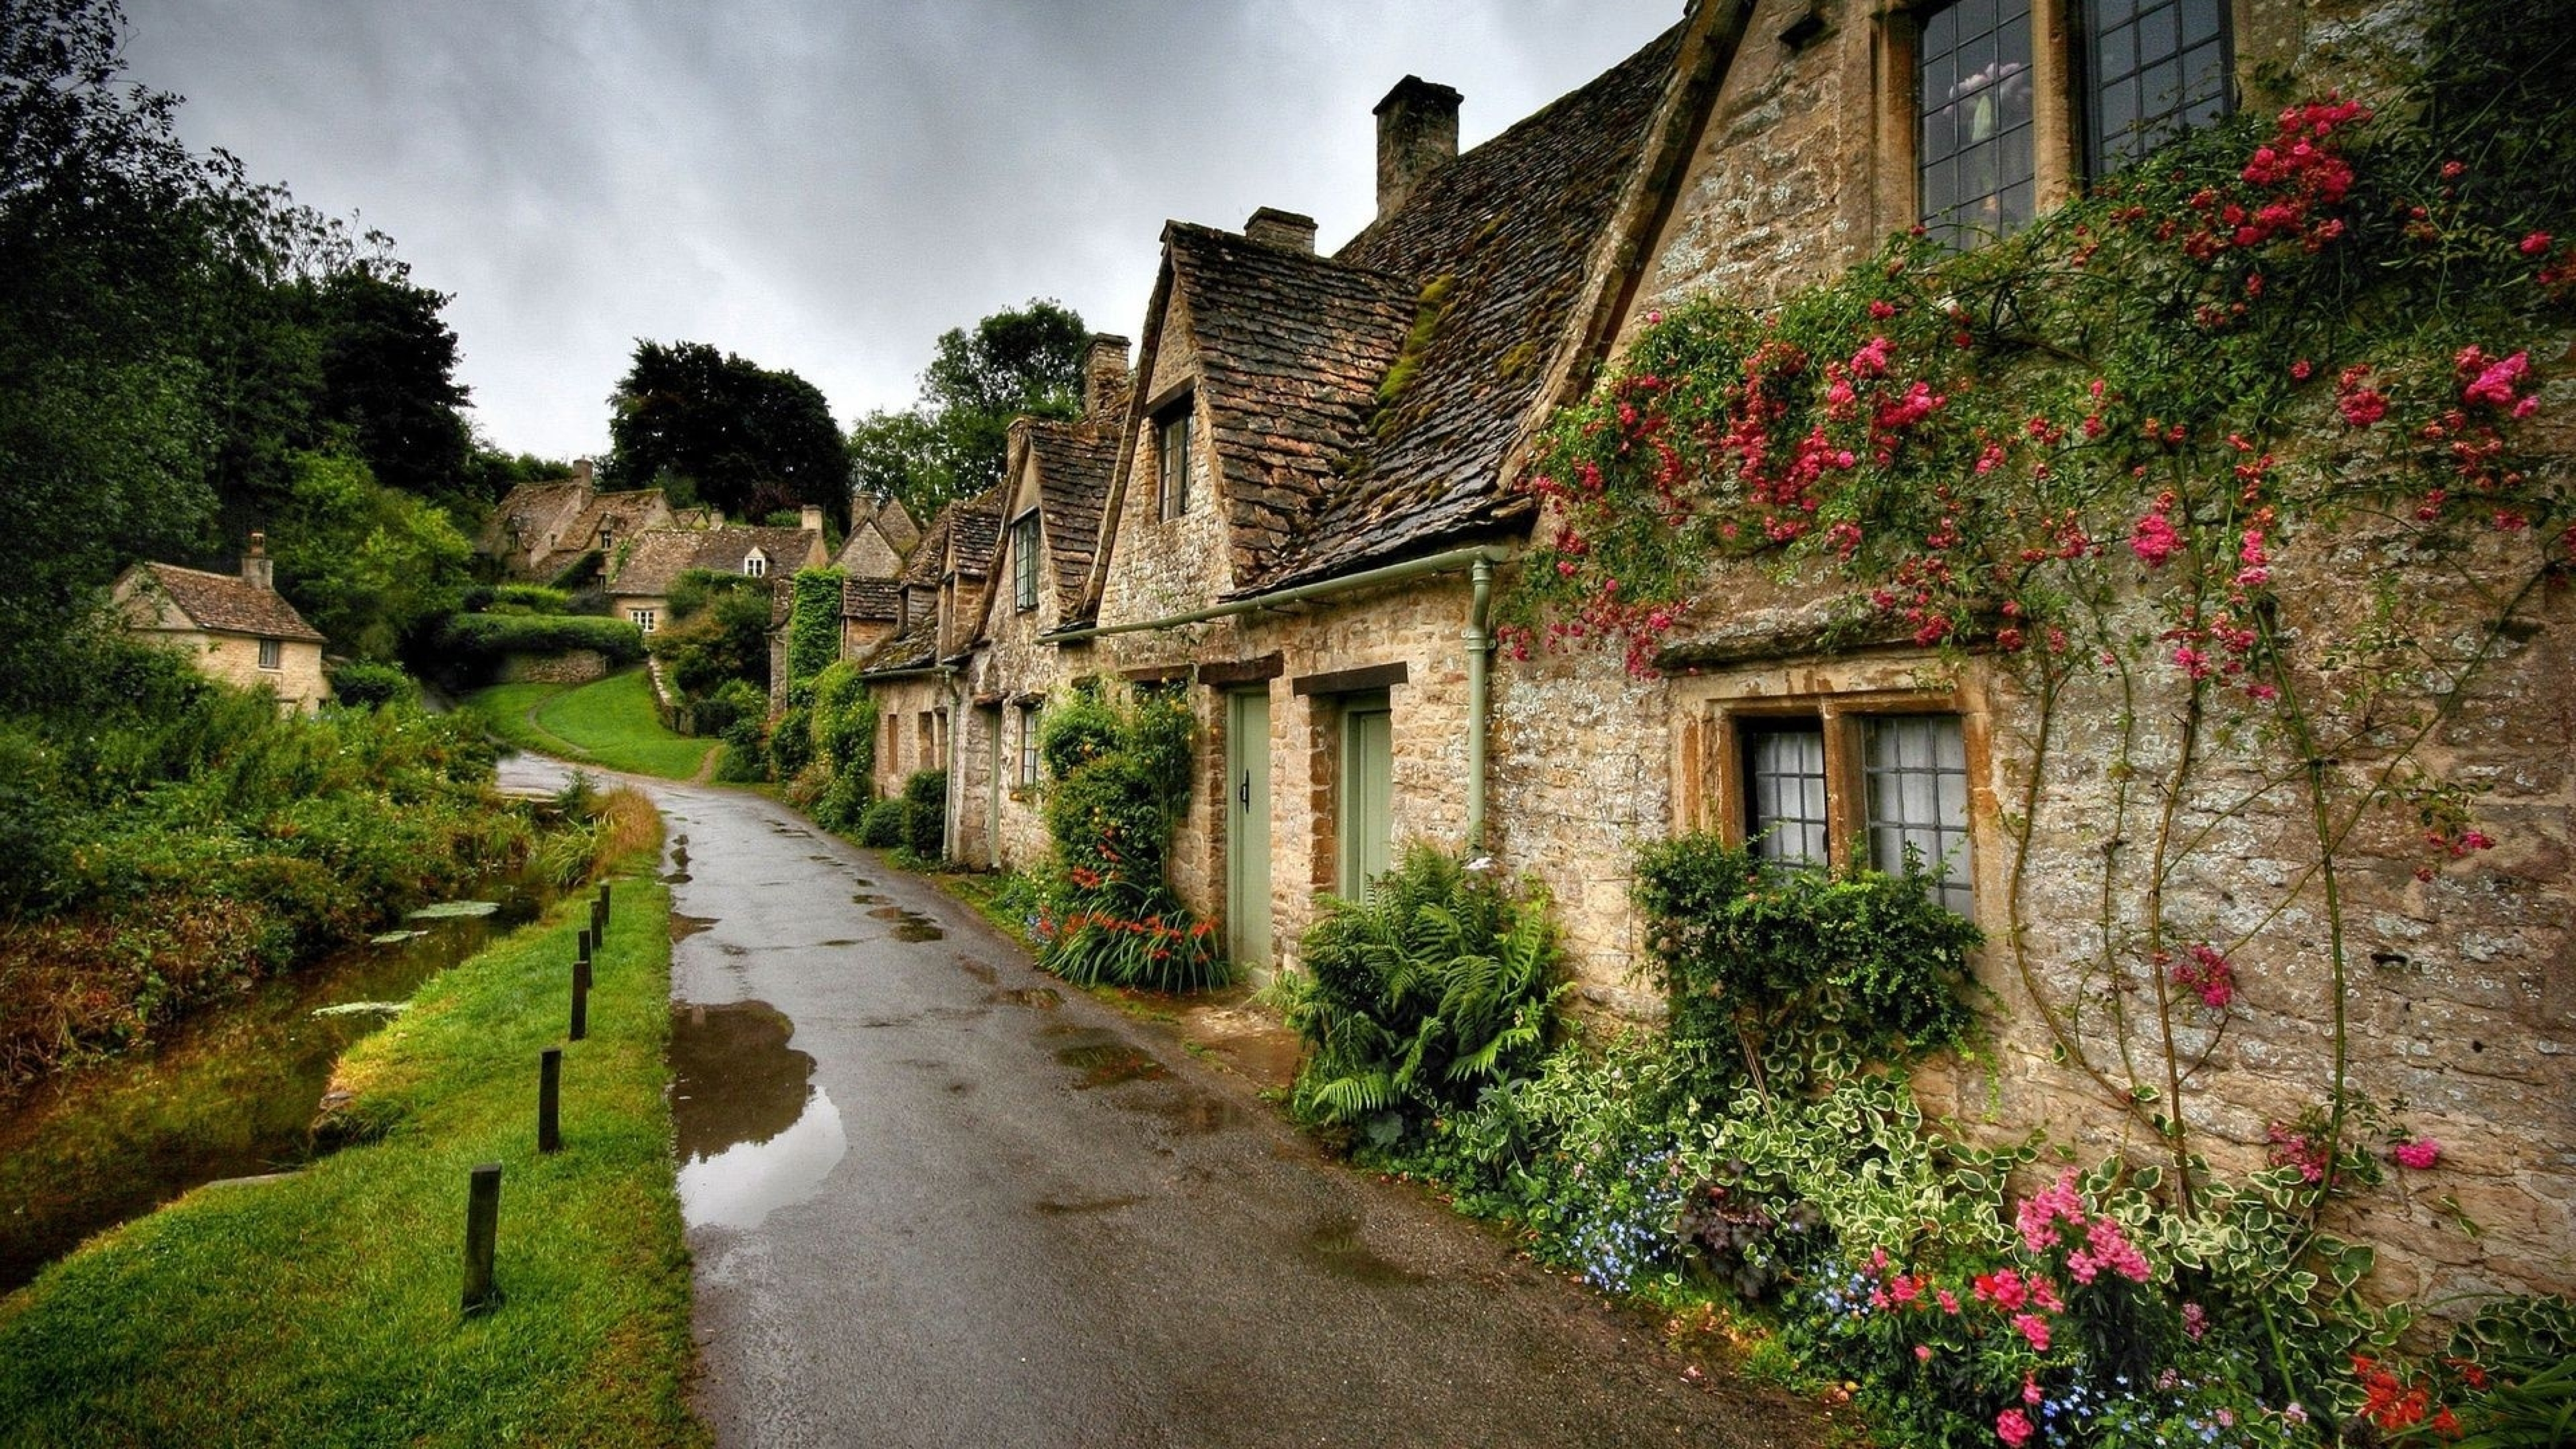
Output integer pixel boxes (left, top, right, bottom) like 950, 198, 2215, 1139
2456, 346, 2539, 420
2266, 1122, 2333, 1184
2338, 363, 2388, 428
2015, 1169, 2155, 1286
2392, 1137, 2442, 1170
2170, 943, 2237, 1009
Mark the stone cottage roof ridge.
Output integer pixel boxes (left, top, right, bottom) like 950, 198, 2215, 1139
130, 561, 326, 643
607, 522, 820, 598
1020, 416, 1119, 611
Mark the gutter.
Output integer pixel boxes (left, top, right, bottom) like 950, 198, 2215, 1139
1046, 540, 1514, 851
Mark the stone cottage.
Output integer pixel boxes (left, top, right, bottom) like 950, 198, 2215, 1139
601, 508, 829, 636
113, 534, 329, 712
878, 0, 2573, 1308
480, 460, 697, 585
857, 488, 1005, 794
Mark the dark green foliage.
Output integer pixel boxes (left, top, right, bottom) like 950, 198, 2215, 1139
647, 571, 771, 699
900, 769, 946, 858
600, 339, 847, 523
272, 449, 474, 661
845, 298, 1089, 515
1026, 683, 1225, 992
712, 714, 767, 784
460, 583, 573, 616
766, 703, 813, 781
785, 569, 841, 688
856, 798, 908, 848
436, 614, 646, 669
806, 663, 879, 830
1633, 834, 1979, 1094
690, 678, 766, 741
328, 660, 417, 709
304, 264, 473, 511
1277, 845, 1567, 1147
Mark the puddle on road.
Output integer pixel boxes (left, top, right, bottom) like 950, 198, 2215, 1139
869, 903, 945, 941
851, 892, 887, 906
671, 914, 718, 942
1122, 1090, 1245, 1136
669, 1000, 846, 1232
663, 844, 692, 885
849, 876, 874, 887
819, 938, 859, 948
953, 957, 998, 985
991, 986, 1063, 1011
1302, 1212, 1419, 1285
1056, 1040, 1169, 1089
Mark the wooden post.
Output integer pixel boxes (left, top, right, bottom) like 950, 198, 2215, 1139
577, 927, 592, 966
461, 1163, 502, 1313
569, 962, 588, 1041
538, 1048, 562, 1153
592, 893, 607, 943
597, 882, 612, 926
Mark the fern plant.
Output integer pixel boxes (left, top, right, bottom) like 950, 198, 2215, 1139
1278, 844, 1568, 1147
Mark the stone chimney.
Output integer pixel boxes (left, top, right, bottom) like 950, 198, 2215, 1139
242, 532, 274, 591
573, 458, 595, 486
1244, 206, 1318, 253
1373, 75, 1461, 221
1082, 334, 1133, 417
799, 503, 825, 536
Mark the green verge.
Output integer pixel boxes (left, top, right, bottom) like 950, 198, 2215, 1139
0, 871, 705, 1449
468, 669, 716, 781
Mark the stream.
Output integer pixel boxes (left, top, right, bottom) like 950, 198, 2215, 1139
0, 888, 542, 1296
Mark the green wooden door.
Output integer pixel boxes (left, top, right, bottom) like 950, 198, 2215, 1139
1225, 689, 1272, 971
1340, 692, 1393, 896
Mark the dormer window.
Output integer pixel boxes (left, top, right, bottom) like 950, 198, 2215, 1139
1010, 512, 1041, 612
744, 551, 767, 578
1156, 396, 1194, 521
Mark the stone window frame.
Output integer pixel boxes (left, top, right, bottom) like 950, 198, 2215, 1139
1870, 0, 2238, 247
1153, 393, 1194, 522
1014, 700, 1041, 791
1672, 660, 1996, 922
257, 637, 282, 671
1009, 510, 1041, 612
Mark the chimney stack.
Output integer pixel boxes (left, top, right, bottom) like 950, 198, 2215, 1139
1082, 334, 1133, 417
1373, 75, 1461, 220
1244, 207, 1318, 254
242, 532, 274, 592
573, 458, 595, 487
799, 503, 825, 536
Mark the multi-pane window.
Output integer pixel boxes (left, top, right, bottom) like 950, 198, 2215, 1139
1861, 715, 1976, 914
1016, 705, 1040, 787
1734, 710, 1975, 914
1918, 0, 2036, 247
743, 553, 767, 578
257, 637, 282, 671
1156, 400, 1193, 521
2084, 0, 2230, 177
1011, 512, 1040, 611
1743, 722, 1830, 866
630, 608, 657, 633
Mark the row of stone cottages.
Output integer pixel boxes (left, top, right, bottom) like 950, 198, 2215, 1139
873, 0, 2563, 1307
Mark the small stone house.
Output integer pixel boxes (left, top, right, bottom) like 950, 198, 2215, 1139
858, 489, 1006, 795
601, 509, 828, 636
113, 534, 329, 712
480, 460, 689, 584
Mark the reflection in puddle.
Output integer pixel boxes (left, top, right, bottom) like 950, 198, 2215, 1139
671, 914, 718, 942
1124, 1090, 1244, 1136
1056, 1041, 1169, 1089
953, 957, 998, 985
893, 922, 945, 942
991, 986, 1063, 1010
866, 905, 910, 921
669, 1000, 846, 1232
851, 892, 887, 905
1303, 1212, 1419, 1285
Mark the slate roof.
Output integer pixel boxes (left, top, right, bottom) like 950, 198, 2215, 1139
1022, 418, 1119, 609
605, 524, 818, 598
1250, 25, 1684, 591
949, 489, 1003, 579
842, 577, 900, 622
126, 562, 326, 642
1158, 224, 1420, 587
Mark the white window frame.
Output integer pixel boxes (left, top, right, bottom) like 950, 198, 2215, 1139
630, 608, 657, 633
1011, 512, 1041, 612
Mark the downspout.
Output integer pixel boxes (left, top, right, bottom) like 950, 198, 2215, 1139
1465, 555, 1495, 850
940, 665, 960, 862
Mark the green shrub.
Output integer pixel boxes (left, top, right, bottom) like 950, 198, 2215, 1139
458, 583, 573, 616
713, 714, 768, 783
786, 569, 841, 688
900, 769, 945, 858
768, 702, 813, 781
328, 660, 417, 709
1633, 833, 1980, 1095
692, 678, 766, 739
857, 798, 907, 847
1277, 844, 1566, 1147
436, 613, 645, 667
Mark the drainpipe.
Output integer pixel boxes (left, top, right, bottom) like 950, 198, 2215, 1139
940, 665, 959, 862
1465, 555, 1495, 851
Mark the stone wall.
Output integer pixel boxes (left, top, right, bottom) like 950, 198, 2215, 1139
497, 649, 608, 686
169, 630, 329, 713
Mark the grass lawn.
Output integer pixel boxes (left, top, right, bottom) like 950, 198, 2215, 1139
0, 863, 706, 1448
469, 669, 716, 780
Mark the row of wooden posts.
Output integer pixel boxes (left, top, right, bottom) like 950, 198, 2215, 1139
461, 880, 613, 1315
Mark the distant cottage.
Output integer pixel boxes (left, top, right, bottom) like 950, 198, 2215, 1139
113, 533, 328, 713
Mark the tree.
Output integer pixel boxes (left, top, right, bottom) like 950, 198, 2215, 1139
600, 340, 846, 523
845, 298, 1089, 516
271, 449, 473, 662
307, 263, 473, 510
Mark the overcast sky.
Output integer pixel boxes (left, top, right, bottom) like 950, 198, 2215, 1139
120, 1, 1686, 463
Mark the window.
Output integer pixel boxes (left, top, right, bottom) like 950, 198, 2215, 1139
1918, 0, 2036, 246
1156, 399, 1193, 521
1015, 704, 1040, 788
1724, 707, 1976, 914
744, 552, 767, 578
630, 607, 657, 633
257, 637, 282, 671
1011, 512, 1041, 612
2084, 0, 2230, 177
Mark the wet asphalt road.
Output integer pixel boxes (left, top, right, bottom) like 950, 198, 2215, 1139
504, 759, 1815, 1449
